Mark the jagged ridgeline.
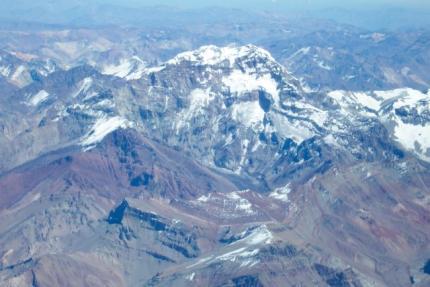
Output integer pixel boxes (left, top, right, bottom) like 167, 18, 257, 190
0, 44, 429, 287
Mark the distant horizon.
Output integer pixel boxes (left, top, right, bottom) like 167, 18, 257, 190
101, 0, 430, 12
0, 0, 429, 30
83, 0, 430, 10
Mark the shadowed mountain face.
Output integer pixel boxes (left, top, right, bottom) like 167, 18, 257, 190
0, 18, 430, 287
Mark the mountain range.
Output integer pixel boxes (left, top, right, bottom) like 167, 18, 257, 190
0, 40, 429, 286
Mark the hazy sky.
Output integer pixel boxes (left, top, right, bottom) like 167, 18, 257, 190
2, 0, 429, 12
1, 0, 429, 29
118, 0, 430, 10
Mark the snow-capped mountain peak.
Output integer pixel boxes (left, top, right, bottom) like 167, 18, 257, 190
102, 56, 147, 80
328, 88, 430, 162
166, 44, 277, 68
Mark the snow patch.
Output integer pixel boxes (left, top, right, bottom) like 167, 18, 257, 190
102, 56, 146, 80
186, 256, 213, 269
197, 194, 210, 203
185, 272, 195, 281
31, 193, 41, 203
72, 77, 93, 98
270, 113, 314, 143
292, 102, 328, 126
216, 247, 260, 267
355, 92, 381, 111
187, 247, 260, 269
316, 60, 332, 71
11, 65, 26, 82
328, 90, 381, 111
231, 101, 265, 128
269, 184, 291, 203
288, 47, 311, 59
225, 191, 254, 215
390, 89, 429, 109
29, 90, 50, 106
324, 134, 341, 148
1, 249, 14, 266
81, 116, 132, 147
236, 139, 250, 174
145, 66, 165, 74
223, 70, 279, 100
237, 225, 273, 245
0, 65, 11, 77
393, 121, 430, 161
378, 88, 430, 162
175, 88, 215, 131
360, 32, 386, 43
